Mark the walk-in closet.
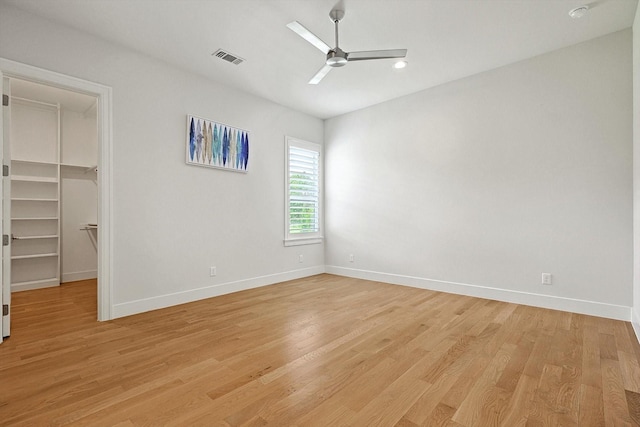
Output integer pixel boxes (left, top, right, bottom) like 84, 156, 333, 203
8, 78, 98, 292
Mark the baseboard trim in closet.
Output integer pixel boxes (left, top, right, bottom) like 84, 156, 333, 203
62, 270, 97, 283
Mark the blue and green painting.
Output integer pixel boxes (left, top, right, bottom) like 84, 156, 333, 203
187, 115, 249, 172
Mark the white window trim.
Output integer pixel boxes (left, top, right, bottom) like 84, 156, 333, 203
284, 136, 323, 246
283, 237, 323, 247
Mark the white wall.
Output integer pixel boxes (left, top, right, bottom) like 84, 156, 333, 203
60, 170, 98, 282
10, 100, 58, 163
0, 4, 634, 324
633, 5, 640, 339
61, 108, 97, 166
0, 5, 324, 317
326, 30, 633, 320
61, 108, 98, 282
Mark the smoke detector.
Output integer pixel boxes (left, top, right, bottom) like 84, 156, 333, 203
568, 5, 589, 19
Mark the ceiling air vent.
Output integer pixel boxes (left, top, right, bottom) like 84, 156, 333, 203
212, 49, 244, 65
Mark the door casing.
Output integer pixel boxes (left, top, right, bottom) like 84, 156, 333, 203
0, 58, 113, 322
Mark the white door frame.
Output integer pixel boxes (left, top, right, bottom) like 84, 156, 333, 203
0, 58, 113, 321
1, 73, 7, 340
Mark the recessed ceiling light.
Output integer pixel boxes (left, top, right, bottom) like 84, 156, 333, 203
393, 61, 408, 69
568, 5, 589, 19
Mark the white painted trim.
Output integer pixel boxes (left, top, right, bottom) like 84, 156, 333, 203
283, 237, 323, 247
326, 265, 632, 321
0, 57, 113, 320
284, 136, 323, 242
112, 266, 326, 319
96, 82, 113, 321
12, 279, 59, 292
62, 270, 97, 283
632, 308, 640, 345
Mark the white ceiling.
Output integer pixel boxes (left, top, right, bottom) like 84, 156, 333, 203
3, 0, 637, 119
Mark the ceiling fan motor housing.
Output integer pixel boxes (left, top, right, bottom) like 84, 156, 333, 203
326, 48, 348, 67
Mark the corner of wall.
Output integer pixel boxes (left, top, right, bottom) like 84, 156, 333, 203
633, 309, 640, 344
633, 0, 640, 345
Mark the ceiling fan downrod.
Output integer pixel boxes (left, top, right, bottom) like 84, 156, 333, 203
327, 9, 347, 67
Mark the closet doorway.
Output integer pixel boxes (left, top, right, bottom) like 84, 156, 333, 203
9, 79, 98, 299
0, 59, 112, 340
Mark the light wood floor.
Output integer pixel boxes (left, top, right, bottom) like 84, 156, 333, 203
1, 275, 640, 426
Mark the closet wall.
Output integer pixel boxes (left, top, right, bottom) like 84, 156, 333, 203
60, 107, 97, 283
10, 79, 97, 291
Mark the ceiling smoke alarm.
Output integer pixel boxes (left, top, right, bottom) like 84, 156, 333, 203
568, 5, 589, 19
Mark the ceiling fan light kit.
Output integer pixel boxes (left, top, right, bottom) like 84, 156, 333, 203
393, 60, 408, 69
287, 8, 408, 84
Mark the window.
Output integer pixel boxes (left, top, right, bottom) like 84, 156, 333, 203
285, 136, 322, 246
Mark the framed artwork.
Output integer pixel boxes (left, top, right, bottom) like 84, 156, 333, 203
186, 115, 249, 172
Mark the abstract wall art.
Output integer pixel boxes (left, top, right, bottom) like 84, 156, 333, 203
186, 115, 250, 172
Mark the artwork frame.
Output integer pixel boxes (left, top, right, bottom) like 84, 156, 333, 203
186, 114, 250, 173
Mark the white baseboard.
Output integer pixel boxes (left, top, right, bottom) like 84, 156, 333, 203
62, 270, 97, 283
112, 266, 326, 319
326, 266, 631, 322
632, 309, 640, 345
12, 279, 59, 292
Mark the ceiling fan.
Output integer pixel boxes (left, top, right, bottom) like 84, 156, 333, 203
287, 9, 408, 84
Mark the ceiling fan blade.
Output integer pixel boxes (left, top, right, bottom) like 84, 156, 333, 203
309, 64, 333, 85
347, 49, 407, 62
287, 21, 331, 54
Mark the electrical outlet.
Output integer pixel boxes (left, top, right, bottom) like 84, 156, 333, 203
349, 254, 354, 263
210, 266, 217, 277
541, 273, 552, 285
299, 254, 304, 263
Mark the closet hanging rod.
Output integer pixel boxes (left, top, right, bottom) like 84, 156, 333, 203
11, 96, 60, 109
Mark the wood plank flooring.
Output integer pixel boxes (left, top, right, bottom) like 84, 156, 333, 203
1, 274, 639, 426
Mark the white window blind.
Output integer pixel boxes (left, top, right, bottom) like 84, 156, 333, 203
285, 137, 322, 244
